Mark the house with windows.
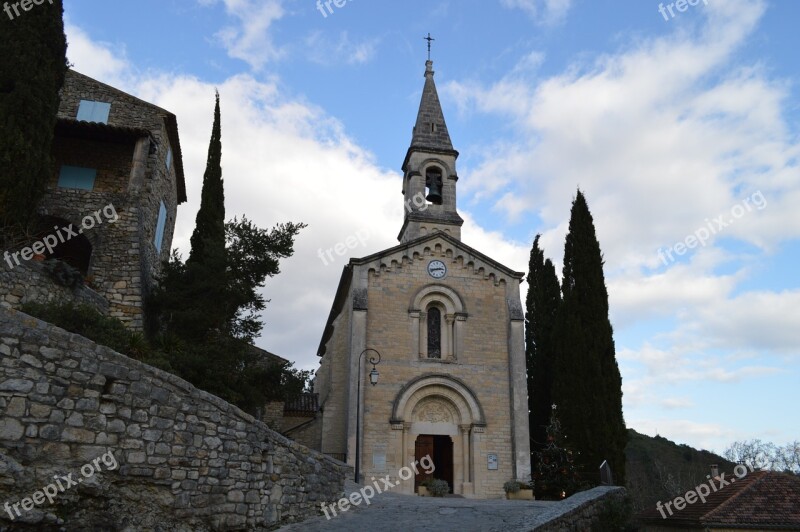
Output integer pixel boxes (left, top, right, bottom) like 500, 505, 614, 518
308, 60, 531, 498
29, 69, 186, 330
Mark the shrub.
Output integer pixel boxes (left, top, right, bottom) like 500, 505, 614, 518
503, 480, 521, 493
426, 479, 449, 497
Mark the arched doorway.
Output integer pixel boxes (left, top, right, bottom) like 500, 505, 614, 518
390, 374, 486, 496
35, 215, 93, 276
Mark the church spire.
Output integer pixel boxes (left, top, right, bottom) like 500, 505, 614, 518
399, 48, 463, 243
409, 60, 454, 153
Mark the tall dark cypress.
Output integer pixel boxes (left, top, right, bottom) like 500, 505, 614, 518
525, 235, 562, 455
0, 0, 68, 232
552, 190, 626, 485
188, 91, 226, 270
160, 92, 228, 339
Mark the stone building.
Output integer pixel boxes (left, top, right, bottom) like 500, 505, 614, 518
311, 60, 531, 498
2, 69, 186, 330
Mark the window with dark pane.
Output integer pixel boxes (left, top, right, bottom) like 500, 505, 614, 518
427, 307, 441, 358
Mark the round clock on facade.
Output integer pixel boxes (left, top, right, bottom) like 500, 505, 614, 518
427, 260, 447, 279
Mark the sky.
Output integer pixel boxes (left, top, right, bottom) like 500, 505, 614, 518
61, 0, 800, 456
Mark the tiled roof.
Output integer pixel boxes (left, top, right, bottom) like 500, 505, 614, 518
55, 117, 150, 142
638, 470, 800, 529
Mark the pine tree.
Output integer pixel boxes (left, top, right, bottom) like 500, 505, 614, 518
533, 404, 582, 499
0, 0, 68, 235
551, 190, 627, 485
525, 235, 562, 455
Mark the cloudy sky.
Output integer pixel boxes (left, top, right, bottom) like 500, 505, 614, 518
62, 0, 799, 455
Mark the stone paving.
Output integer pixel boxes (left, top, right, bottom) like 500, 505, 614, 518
278, 481, 561, 531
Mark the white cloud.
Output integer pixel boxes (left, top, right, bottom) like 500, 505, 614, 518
64, 23, 132, 88
210, 0, 286, 70
499, 0, 572, 25
305, 31, 380, 66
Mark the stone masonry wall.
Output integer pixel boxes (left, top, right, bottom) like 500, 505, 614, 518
532, 486, 627, 531
0, 261, 108, 316
0, 307, 350, 530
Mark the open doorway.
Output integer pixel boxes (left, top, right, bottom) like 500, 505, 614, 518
35, 216, 92, 276
414, 434, 453, 494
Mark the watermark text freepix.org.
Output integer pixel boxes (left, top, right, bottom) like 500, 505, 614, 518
3, 0, 54, 21
658, 0, 707, 21
656, 463, 755, 519
321, 454, 435, 520
317, 191, 428, 266
4, 203, 119, 270
657, 191, 766, 266
316, 0, 353, 18
3, 451, 118, 521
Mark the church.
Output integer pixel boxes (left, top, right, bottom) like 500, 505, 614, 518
310, 58, 531, 499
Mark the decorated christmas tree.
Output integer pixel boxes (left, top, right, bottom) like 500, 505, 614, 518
533, 404, 583, 499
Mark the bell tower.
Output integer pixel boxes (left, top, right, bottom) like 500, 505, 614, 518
398, 59, 464, 243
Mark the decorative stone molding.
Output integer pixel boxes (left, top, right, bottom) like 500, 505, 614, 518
390, 374, 486, 426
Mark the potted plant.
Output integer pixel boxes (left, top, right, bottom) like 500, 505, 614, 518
504, 479, 534, 500
417, 478, 431, 496
426, 478, 450, 497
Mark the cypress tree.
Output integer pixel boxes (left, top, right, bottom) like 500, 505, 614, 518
0, 0, 68, 234
551, 190, 626, 485
525, 235, 562, 455
188, 91, 226, 271
151, 93, 228, 339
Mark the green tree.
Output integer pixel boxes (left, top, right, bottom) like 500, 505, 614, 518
0, 0, 68, 238
146, 91, 307, 414
188, 91, 226, 270
525, 234, 562, 455
551, 190, 627, 485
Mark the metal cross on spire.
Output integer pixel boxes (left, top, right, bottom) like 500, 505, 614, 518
424, 33, 435, 61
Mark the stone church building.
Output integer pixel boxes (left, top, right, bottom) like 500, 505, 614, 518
310, 60, 531, 498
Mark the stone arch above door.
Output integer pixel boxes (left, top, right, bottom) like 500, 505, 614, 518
390, 374, 486, 427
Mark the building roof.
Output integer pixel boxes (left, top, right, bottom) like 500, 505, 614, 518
55, 117, 150, 143
246, 344, 290, 368
403, 61, 457, 170
638, 470, 800, 529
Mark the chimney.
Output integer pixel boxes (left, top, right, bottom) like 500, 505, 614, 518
710, 464, 719, 478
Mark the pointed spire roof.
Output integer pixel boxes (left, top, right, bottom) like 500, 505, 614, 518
409, 61, 454, 153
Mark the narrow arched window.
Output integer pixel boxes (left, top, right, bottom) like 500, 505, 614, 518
427, 307, 441, 358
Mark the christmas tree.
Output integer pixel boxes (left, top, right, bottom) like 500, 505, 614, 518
533, 404, 583, 499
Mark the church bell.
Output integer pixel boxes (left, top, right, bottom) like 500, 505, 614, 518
426, 180, 443, 205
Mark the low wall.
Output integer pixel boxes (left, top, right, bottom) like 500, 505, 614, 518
0, 261, 108, 315
526, 486, 627, 531
0, 307, 350, 530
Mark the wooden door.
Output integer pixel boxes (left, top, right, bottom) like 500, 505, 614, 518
415, 435, 434, 492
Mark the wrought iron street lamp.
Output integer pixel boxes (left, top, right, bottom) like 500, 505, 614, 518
355, 348, 381, 483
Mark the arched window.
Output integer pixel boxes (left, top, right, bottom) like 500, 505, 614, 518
427, 307, 442, 358
410, 285, 467, 362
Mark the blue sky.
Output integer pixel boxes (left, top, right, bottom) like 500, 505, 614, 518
62, 0, 799, 455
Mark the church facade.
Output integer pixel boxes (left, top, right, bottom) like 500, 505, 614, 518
311, 60, 531, 498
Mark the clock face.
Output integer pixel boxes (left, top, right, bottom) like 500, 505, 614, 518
427, 260, 447, 279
